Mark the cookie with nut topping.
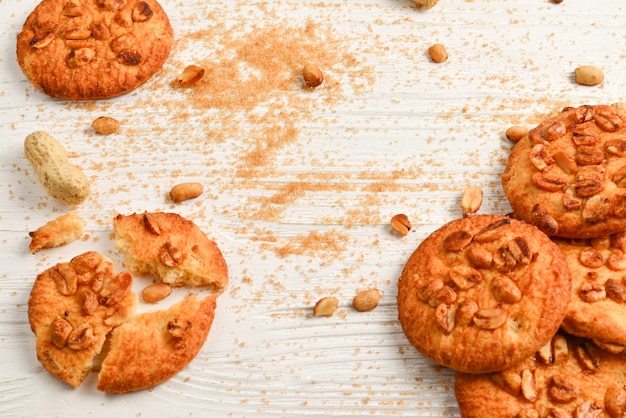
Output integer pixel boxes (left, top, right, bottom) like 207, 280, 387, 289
113, 212, 228, 291
27, 251, 138, 387
16, 0, 173, 99
556, 233, 626, 353
502, 104, 626, 239
397, 214, 571, 374
455, 333, 626, 418
97, 293, 216, 393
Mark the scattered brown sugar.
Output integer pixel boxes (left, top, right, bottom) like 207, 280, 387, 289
168, 18, 373, 177
64, 5, 572, 270
70, 13, 377, 239
267, 229, 351, 259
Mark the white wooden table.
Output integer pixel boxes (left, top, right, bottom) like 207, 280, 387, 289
1, 0, 624, 416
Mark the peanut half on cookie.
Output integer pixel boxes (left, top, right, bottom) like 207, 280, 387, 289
502, 104, 626, 239
397, 214, 572, 374
16, 0, 174, 100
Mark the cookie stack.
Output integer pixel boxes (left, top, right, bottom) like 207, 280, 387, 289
398, 104, 626, 417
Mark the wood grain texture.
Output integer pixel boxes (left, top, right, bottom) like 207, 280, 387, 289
1, 0, 625, 416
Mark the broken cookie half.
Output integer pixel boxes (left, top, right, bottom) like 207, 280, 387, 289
113, 212, 228, 291
96, 293, 216, 393
28, 251, 137, 388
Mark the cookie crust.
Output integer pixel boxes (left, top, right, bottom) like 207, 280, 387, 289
397, 214, 571, 374
502, 104, 626, 239
16, 0, 174, 100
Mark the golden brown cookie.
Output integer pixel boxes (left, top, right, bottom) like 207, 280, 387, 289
113, 212, 228, 291
28, 211, 85, 253
455, 332, 626, 418
502, 104, 626, 239
97, 293, 216, 393
397, 214, 571, 374
27, 251, 137, 387
16, 0, 174, 100
556, 233, 626, 353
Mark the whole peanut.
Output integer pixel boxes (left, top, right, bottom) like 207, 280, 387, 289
24, 131, 90, 205
428, 44, 448, 63
461, 186, 483, 215
141, 283, 172, 304
505, 125, 529, 143
91, 116, 120, 135
169, 182, 203, 203
353, 289, 380, 312
313, 296, 338, 317
575, 65, 604, 86
302, 63, 324, 88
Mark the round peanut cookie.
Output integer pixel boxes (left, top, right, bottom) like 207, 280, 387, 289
27, 251, 137, 387
397, 214, 571, 374
97, 293, 216, 393
16, 0, 174, 100
455, 332, 626, 418
557, 233, 626, 353
502, 104, 626, 239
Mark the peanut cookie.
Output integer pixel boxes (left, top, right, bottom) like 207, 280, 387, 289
397, 214, 571, 374
16, 0, 174, 100
97, 293, 216, 393
455, 333, 626, 417
27, 251, 137, 387
502, 104, 626, 239
113, 212, 228, 291
557, 233, 626, 353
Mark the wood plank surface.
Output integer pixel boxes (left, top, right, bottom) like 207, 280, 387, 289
1, 0, 625, 416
